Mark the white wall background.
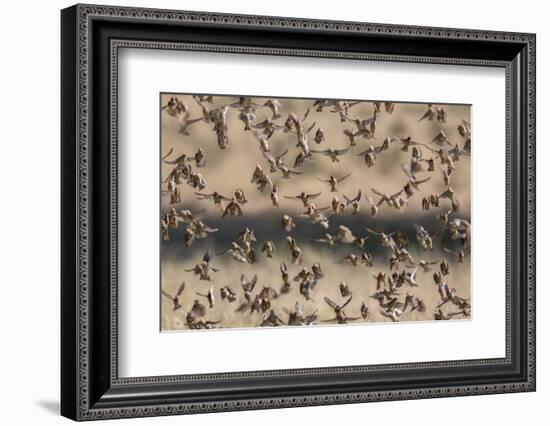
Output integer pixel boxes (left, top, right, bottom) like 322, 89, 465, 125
0, 0, 546, 424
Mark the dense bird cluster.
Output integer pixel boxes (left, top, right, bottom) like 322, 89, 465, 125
160, 95, 471, 330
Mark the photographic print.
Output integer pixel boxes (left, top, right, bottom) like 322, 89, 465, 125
160, 94, 471, 331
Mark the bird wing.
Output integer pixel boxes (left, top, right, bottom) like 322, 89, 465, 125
176, 282, 186, 296
161, 290, 172, 300
391, 188, 404, 198
324, 296, 339, 310
371, 188, 385, 197
338, 173, 352, 183
414, 177, 431, 185
401, 163, 415, 179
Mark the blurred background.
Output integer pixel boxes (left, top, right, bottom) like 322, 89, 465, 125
160, 93, 471, 330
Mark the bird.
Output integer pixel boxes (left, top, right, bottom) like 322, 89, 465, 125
187, 173, 207, 191
434, 309, 450, 321
408, 258, 441, 272
187, 299, 207, 321
161, 148, 191, 166
431, 130, 452, 146
373, 272, 387, 290
339, 281, 352, 297
365, 195, 382, 217
403, 177, 431, 197
311, 233, 336, 248
316, 173, 352, 192
185, 220, 218, 246
263, 98, 283, 119
414, 224, 435, 251
356, 140, 390, 166
299, 276, 317, 302
440, 259, 451, 276
311, 263, 324, 279
418, 104, 447, 123
334, 225, 358, 244
284, 191, 322, 207
361, 252, 374, 267
314, 127, 325, 144
361, 302, 369, 319
160, 94, 472, 331
261, 310, 284, 327
162, 97, 203, 135
278, 164, 303, 179
195, 191, 230, 211
365, 227, 398, 250
216, 242, 249, 263
283, 302, 318, 326
262, 147, 288, 172
251, 117, 283, 138
379, 296, 411, 322
373, 101, 395, 114
178, 208, 206, 224
240, 273, 258, 301
301, 203, 330, 229
371, 187, 409, 212
193, 148, 206, 167
444, 247, 470, 263
161, 282, 186, 311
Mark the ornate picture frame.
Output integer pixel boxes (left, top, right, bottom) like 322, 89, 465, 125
61, 4, 536, 420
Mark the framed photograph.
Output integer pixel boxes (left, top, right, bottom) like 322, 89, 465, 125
61, 4, 536, 421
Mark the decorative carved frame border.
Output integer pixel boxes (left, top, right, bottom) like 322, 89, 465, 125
62, 4, 536, 420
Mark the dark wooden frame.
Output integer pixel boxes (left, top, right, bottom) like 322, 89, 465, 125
61, 3, 536, 421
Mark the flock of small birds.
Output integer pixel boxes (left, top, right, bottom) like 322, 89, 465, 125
160, 94, 472, 331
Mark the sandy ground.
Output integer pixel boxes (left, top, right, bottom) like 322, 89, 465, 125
160, 93, 471, 331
